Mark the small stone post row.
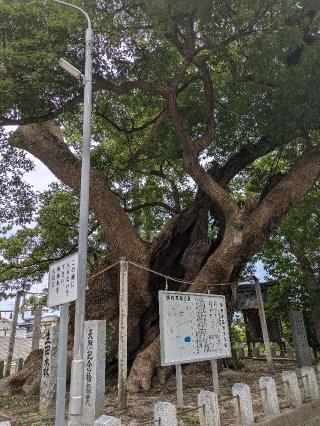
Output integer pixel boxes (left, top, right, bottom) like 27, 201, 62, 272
232, 383, 254, 425
301, 366, 319, 400
282, 370, 302, 407
259, 376, 280, 416
94, 416, 121, 425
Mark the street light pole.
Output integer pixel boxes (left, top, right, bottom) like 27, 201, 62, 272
49, 1, 93, 424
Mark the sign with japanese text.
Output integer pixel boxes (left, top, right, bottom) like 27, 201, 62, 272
159, 291, 231, 366
47, 253, 78, 307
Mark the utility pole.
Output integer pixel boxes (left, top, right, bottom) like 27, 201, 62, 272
5, 291, 22, 377
48, 2, 93, 424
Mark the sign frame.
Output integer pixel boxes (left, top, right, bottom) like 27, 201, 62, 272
159, 290, 232, 366
47, 252, 79, 308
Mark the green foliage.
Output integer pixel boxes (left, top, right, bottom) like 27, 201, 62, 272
261, 186, 320, 317
1, 0, 320, 293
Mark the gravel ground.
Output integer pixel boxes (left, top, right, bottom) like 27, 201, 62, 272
0, 358, 313, 425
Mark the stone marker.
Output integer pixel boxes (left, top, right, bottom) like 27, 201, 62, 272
0, 360, 4, 379
39, 325, 59, 415
259, 376, 280, 416
237, 347, 245, 359
252, 347, 260, 357
15, 358, 23, 372
301, 366, 319, 400
309, 347, 315, 361
288, 310, 312, 367
154, 401, 177, 426
232, 383, 254, 425
94, 416, 121, 426
286, 344, 295, 359
0, 422, 11, 426
81, 320, 106, 426
282, 370, 302, 407
198, 390, 220, 426
270, 344, 277, 357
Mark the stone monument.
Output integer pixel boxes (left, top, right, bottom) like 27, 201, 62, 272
288, 310, 312, 367
81, 320, 106, 426
39, 325, 59, 415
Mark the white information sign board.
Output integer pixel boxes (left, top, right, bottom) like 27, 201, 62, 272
47, 253, 78, 307
159, 290, 231, 366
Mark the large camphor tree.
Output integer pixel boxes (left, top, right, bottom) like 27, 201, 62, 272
1, 0, 320, 390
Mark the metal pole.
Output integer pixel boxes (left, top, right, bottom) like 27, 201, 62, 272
32, 304, 43, 351
55, 303, 69, 426
5, 291, 22, 377
254, 276, 274, 372
118, 259, 128, 409
175, 363, 184, 407
48, 2, 93, 424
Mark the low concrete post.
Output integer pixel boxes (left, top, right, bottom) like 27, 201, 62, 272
0, 360, 4, 379
301, 366, 319, 400
259, 376, 280, 416
94, 416, 121, 426
39, 325, 59, 415
282, 371, 302, 407
81, 320, 106, 425
154, 402, 177, 426
198, 390, 220, 426
232, 383, 254, 425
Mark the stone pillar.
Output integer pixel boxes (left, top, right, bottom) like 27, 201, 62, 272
288, 310, 312, 367
259, 376, 280, 416
154, 402, 177, 426
39, 325, 59, 415
31, 305, 42, 351
81, 320, 106, 426
94, 416, 121, 426
232, 383, 254, 425
198, 390, 220, 426
282, 371, 302, 407
301, 366, 319, 400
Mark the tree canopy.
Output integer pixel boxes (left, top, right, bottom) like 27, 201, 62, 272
1, 0, 320, 389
